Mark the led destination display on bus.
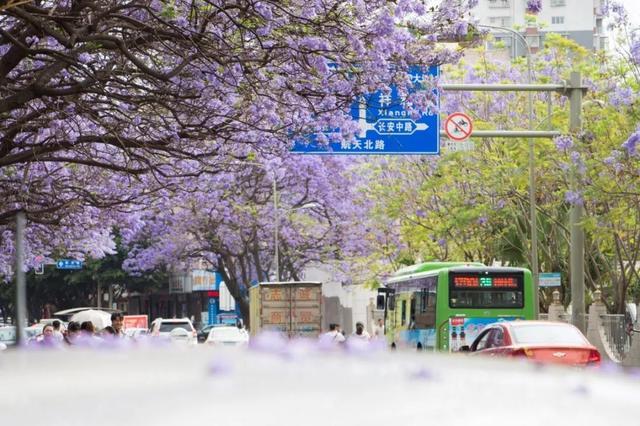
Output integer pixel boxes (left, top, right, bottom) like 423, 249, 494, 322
452, 275, 519, 289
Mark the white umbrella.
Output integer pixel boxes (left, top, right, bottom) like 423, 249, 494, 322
70, 309, 112, 330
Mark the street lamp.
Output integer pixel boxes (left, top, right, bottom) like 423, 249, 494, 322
476, 24, 539, 314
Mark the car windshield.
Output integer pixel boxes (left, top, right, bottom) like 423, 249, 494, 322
511, 324, 586, 345
159, 322, 192, 332
210, 328, 243, 340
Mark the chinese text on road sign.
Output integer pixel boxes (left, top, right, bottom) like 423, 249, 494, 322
56, 259, 83, 270
293, 66, 440, 155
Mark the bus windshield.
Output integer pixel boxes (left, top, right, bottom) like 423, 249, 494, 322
449, 271, 524, 309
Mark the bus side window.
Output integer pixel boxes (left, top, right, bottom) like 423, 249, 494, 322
401, 300, 407, 326
415, 290, 436, 328
420, 289, 428, 313
410, 297, 416, 328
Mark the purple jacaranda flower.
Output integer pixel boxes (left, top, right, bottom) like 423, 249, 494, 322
345, 337, 383, 356
626, 367, 640, 380
283, 338, 319, 360
454, 21, 469, 37
526, 0, 542, 14
598, 361, 621, 375
608, 86, 634, 107
174, 16, 189, 27
571, 384, 589, 396
249, 331, 289, 354
207, 357, 233, 376
554, 135, 573, 151
570, 151, 582, 165
622, 130, 640, 156
78, 52, 92, 64
25, 35, 39, 45
497, 199, 506, 209
437, 238, 446, 247
477, 216, 488, 226
416, 209, 426, 218
630, 39, 640, 65
408, 367, 438, 381
564, 190, 584, 206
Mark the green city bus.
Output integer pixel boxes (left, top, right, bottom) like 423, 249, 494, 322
380, 262, 536, 351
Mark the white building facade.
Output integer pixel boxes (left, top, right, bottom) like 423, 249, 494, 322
303, 264, 380, 335
471, 0, 607, 56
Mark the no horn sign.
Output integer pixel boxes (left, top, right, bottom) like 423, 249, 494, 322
445, 112, 473, 142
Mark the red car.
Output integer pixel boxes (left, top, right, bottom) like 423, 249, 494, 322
463, 320, 601, 366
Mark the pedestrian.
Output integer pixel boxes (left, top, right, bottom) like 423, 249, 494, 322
350, 322, 371, 341
64, 321, 81, 345
80, 321, 95, 336
321, 323, 346, 344
35, 324, 57, 347
372, 318, 385, 339
52, 320, 64, 343
102, 326, 116, 337
110, 313, 126, 338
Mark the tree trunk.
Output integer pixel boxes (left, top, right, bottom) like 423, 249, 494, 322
217, 256, 250, 326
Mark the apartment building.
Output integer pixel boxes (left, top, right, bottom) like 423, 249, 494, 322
470, 0, 607, 56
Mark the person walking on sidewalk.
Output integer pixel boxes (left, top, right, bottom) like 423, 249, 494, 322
321, 323, 346, 344
350, 322, 370, 342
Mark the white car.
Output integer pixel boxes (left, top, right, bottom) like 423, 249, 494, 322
124, 328, 149, 340
0, 326, 16, 347
205, 326, 249, 347
150, 318, 197, 345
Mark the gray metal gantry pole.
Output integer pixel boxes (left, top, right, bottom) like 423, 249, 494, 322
569, 71, 586, 333
273, 176, 280, 282
15, 211, 27, 346
441, 76, 587, 322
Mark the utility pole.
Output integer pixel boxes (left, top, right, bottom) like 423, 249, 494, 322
569, 71, 586, 333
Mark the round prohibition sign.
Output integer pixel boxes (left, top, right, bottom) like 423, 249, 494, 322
445, 112, 473, 141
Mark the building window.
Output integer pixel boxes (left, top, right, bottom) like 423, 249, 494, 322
488, 0, 510, 8
551, 16, 565, 25
550, 0, 566, 6
489, 16, 512, 27
494, 36, 513, 48
526, 35, 540, 48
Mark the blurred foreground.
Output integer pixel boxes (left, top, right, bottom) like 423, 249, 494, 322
1, 338, 638, 426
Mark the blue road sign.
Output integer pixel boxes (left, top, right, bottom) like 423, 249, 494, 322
292, 65, 439, 155
56, 259, 83, 270
539, 272, 562, 288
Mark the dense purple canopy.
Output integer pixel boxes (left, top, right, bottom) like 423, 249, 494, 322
0, 1, 476, 278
